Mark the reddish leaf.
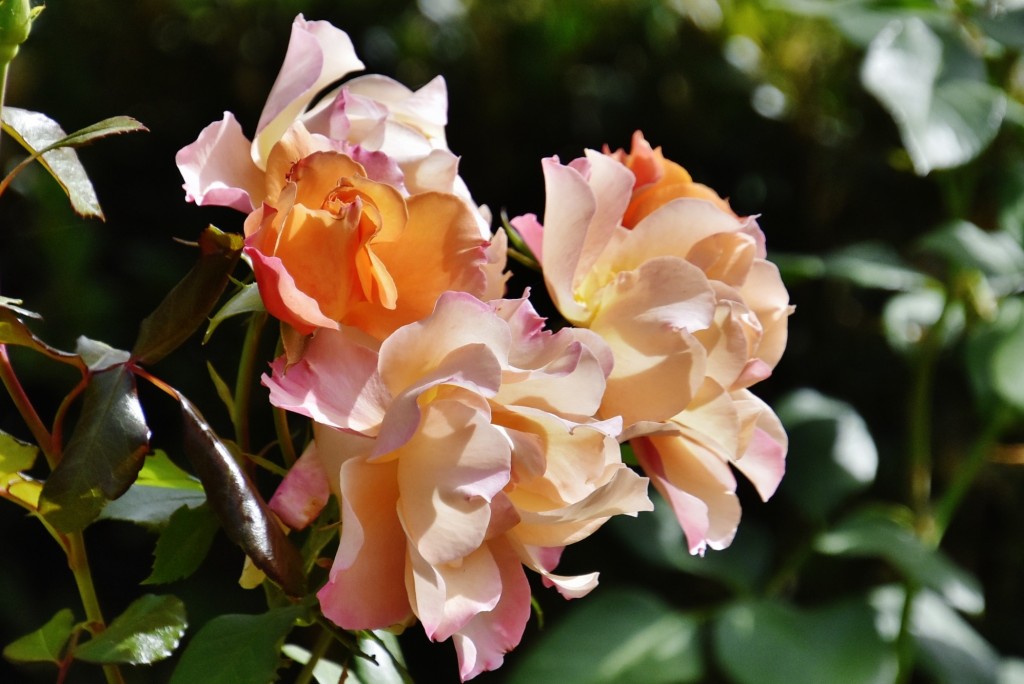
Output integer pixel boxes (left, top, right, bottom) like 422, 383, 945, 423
179, 397, 304, 596
39, 365, 150, 532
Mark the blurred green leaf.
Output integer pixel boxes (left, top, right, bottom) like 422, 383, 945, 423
169, 604, 308, 684
771, 0, 947, 46
861, 19, 1005, 175
0, 108, 143, 219
816, 507, 984, 614
180, 395, 304, 596
142, 503, 218, 585
775, 388, 878, 520
871, 586, 1000, 683
882, 288, 964, 354
132, 225, 244, 366
713, 597, 897, 684
965, 296, 1024, 413
822, 242, 931, 291
0, 429, 38, 473
607, 491, 773, 592
976, 9, 1024, 50
40, 365, 151, 532
74, 595, 186, 665
203, 282, 264, 344
917, 221, 1024, 283
507, 586, 703, 684
2, 608, 75, 664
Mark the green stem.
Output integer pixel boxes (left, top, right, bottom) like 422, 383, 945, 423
67, 533, 124, 684
0, 344, 55, 466
934, 408, 1007, 541
273, 406, 297, 468
907, 289, 956, 542
894, 582, 919, 684
294, 627, 333, 684
233, 312, 267, 454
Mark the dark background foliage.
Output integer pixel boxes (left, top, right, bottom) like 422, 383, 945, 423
2, 1, 1022, 682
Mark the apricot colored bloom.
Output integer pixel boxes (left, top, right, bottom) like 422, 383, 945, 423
243, 132, 490, 338
513, 132, 792, 554
264, 292, 651, 680
176, 14, 491, 234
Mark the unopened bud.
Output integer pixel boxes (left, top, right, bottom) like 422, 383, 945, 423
0, 0, 32, 65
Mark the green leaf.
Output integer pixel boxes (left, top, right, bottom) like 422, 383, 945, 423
2, 608, 75, 664
204, 282, 265, 344
821, 242, 931, 291
917, 221, 1024, 284
169, 604, 307, 684
775, 389, 878, 521
0, 301, 86, 371
40, 365, 151, 532
0, 108, 145, 219
861, 19, 1006, 175
0, 429, 38, 474
507, 587, 704, 684
713, 597, 897, 684
882, 288, 964, 355
74, 336, 130, 372
132, 225, 244, 366
816, 507, 984, 614
608, 490, 773, 593
99, 451, 205, 526
282, 644, 347, 684
965, 296, 1024, 413
143, 503, 219, 585
871, 586, 1000, 683
976, 8, 1024, 50
353, 631, 407, 684
180, 396, 304, 596
74, 595, 187, 665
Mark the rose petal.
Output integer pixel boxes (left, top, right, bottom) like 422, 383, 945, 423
176, 112, 263, 211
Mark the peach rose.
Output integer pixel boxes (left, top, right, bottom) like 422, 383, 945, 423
175, 14, 490, 234
514, 133, 792, 553
243, 138, 489, 339
264, 292, 651, 680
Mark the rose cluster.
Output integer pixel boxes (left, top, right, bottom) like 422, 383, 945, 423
177, 15, 792, 680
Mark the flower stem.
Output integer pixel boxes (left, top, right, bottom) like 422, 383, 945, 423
67, 532, 124, 684
934, 407, 1007, 542
0, 344, 55, 466
233, 312, 267, 454
294, 627, 333, 684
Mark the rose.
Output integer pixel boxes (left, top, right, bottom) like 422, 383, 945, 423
176, 14, 488, 231
243, 136, 490, 339
512, 132, 792, 553
264, 292, 651, 680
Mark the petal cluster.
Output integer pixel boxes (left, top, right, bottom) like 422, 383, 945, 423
265, 292, 651, 680
517, 131, 794, 554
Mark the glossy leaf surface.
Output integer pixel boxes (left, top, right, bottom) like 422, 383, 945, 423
40, 365, 150, 532
74, 595, 187, 665
180, 396, 304, 596
132, 226, 243, 366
